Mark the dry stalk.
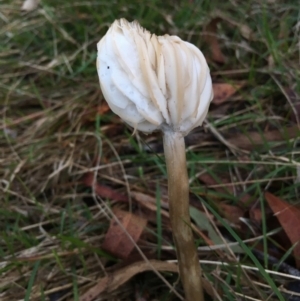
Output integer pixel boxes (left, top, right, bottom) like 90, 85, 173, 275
163, 131, 204, 301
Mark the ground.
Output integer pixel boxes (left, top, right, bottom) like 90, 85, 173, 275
1, 1, 300, 300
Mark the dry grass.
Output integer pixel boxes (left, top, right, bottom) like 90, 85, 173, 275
1, 1, 300, 300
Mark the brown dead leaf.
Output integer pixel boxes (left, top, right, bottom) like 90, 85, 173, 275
83, 172, 128, 202
265, 192, 300, 267
249, 202, 274, 224
185, 126, 300, 150
227, 125, 300, 150
249, 207, 263, 223
198, 173, 233, 195
219, 203, 244, 224
198, 173, 253, 208
102, 208, 147, 259
79, 260, 217, 301
212, 83, 243, 105
204, 18, 226, 63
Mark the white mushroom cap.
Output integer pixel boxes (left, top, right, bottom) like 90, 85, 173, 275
97, 18, 213, 136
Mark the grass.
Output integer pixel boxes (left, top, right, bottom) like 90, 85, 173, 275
1, 0, 300, 300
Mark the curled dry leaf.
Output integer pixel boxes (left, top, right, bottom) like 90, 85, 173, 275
102, 208, 147, 259
79, 260, 178, 301
79, 260, 216, 301
265, 192, 300, 268
212, 83, 243, 105
21, 0, 39, 11
204, 18, 226, 63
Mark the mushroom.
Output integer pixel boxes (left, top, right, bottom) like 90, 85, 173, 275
97, 18, 213, 301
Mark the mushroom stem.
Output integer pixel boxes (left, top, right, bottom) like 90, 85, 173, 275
163, 130, 204, 301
